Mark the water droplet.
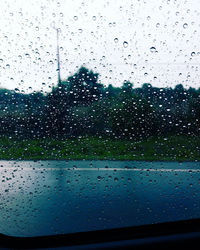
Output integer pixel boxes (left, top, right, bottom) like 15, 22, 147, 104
183, 23, 188, 29
15, 88, 20, 92
150, 46, 157, 53
156, 23, 160, 28
92, 16, 96, 21
73, 16, 78, 21
123, 41, 128, 48
114, 38, 118, 43
191, 52, 196, 57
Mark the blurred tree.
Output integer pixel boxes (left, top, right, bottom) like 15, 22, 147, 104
110, 95, 157, 139
66, 66, 104, 106
121, 81, 133, 98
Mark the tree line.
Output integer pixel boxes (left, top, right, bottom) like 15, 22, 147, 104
0, 66, 200, 140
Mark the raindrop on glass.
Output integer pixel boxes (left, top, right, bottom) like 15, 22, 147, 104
150, 46, 157, 53
114, 38, 119, 43
183, 23, 188, 29
123, 41, 128, 48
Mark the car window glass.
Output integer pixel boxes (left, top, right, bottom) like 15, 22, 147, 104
0, 0, 200, 237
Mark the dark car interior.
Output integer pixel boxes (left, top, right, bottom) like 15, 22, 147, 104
0, 218, 200, 249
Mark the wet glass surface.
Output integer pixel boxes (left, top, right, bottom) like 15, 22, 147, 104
0, 160, 199, 237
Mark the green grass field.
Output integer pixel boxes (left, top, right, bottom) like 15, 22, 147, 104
0, 135, 199, 161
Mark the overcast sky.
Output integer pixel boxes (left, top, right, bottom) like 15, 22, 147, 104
0, 0, 200, 93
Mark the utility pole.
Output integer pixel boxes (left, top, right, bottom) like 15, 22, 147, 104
52, 24, 61, 87
56, 28, 61, 86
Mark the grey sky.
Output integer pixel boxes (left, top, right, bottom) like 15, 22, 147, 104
0, 0, 199, 93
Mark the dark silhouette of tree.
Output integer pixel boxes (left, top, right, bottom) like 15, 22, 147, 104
0, 68, 200, 140
105, 84, 121, 98
121, 81, 133, 98
66, 66, 104, 106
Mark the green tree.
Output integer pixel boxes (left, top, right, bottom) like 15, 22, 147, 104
66, 66, 104, 106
